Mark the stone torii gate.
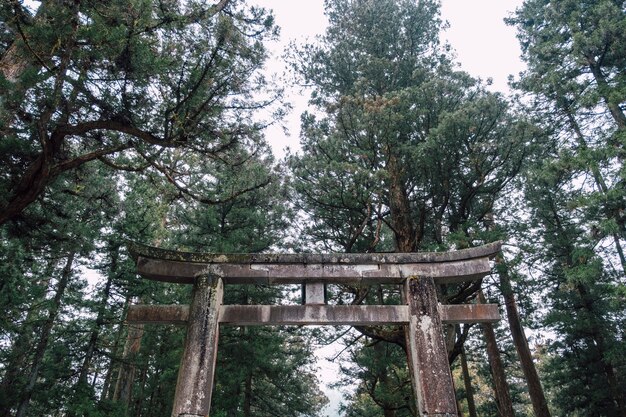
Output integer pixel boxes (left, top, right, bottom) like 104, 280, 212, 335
127, 241, 502, 417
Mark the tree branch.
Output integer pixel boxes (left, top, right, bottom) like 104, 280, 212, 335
134, 146, 273, 206
57, 120, 169, 147
50, 142, 134, 176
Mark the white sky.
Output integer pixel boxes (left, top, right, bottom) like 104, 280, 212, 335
249, 1, 526, 416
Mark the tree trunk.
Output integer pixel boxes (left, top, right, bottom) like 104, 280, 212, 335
243, 372, 253, 417
383, 408, 396, 417
100, 297, 129, 401
0, 1, 51, 133
387, 151, 417, 252
0, 0, 57, 81
132, 365, 148, 417
66, 253, 117, 417
112, 322, 144, 406
496, 255, 551, 417
561, 107, 626, 273
460, 348, 478, 417
373, 341, 397, 417
478, 290, 515, 417
144, 367, 160, 417
14, 251, 76, 417
76, 260, 115, 386
0, 312, 36, 417
0, 42, 32, 82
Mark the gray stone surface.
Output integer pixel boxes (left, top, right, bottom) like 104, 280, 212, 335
404, 276, 459, 416
129, 241, 501, 265
171, 276, 223, 417
127, 304, 500, 326
134, 255, 493, 284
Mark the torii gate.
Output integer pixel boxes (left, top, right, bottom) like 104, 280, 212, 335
127, 241, 502, 417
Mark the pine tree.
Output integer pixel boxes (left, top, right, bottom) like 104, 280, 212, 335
522, 161, 626, 416
508, 1, 626, 414
0, 0, 282, 224
508, 0, 626, 270
0, 162, 122, 416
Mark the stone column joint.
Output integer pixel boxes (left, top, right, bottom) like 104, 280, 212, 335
194, 265, 224, 286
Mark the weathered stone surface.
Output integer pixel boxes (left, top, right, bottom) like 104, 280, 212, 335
404, 276, 458, 416
219, 305, 409, 325
303, 282, 325, 304
126, 304, 500, 326
438, 303, 500, 324
171, 276, 223, 417
127, 241, 504, 417
135, 256, 492, 285
127, 305, 189, 325
128, 241, 501, 265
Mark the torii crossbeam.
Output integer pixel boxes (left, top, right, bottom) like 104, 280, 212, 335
128, 241, 502, 417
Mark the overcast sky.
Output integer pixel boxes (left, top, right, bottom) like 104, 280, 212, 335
247, 1, 526, 415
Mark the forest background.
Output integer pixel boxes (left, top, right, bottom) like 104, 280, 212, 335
0, 1, 624, 417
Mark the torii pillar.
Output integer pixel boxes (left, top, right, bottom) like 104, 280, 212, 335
405, 275, 457, 415
127, 242, 502, 417
173, 274, 223, 416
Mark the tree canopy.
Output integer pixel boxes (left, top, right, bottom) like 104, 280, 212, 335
0, 0, 282, 225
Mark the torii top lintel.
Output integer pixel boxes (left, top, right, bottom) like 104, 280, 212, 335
129, 241, 501, 286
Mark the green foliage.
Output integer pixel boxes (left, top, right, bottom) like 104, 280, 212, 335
507, 0, 626, 414
0, 0, 283, 224
289, 0, 530, 254
338, 339, 414, 417
520, 156, 626, 416
0, 3, 307, 411
287, 0, 536, 415
3, 1, 625, 417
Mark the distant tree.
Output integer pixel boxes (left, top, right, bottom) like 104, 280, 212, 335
338, 337, 414, 417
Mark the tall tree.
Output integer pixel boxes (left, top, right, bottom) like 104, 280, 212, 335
508, 1, 626, 415
288, 0, 531, 413
508, 0, 626, 271
1, 1, 327, 416
0, 161, 122, 417
289, 0, 528, 255
522, 162, 626, 416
